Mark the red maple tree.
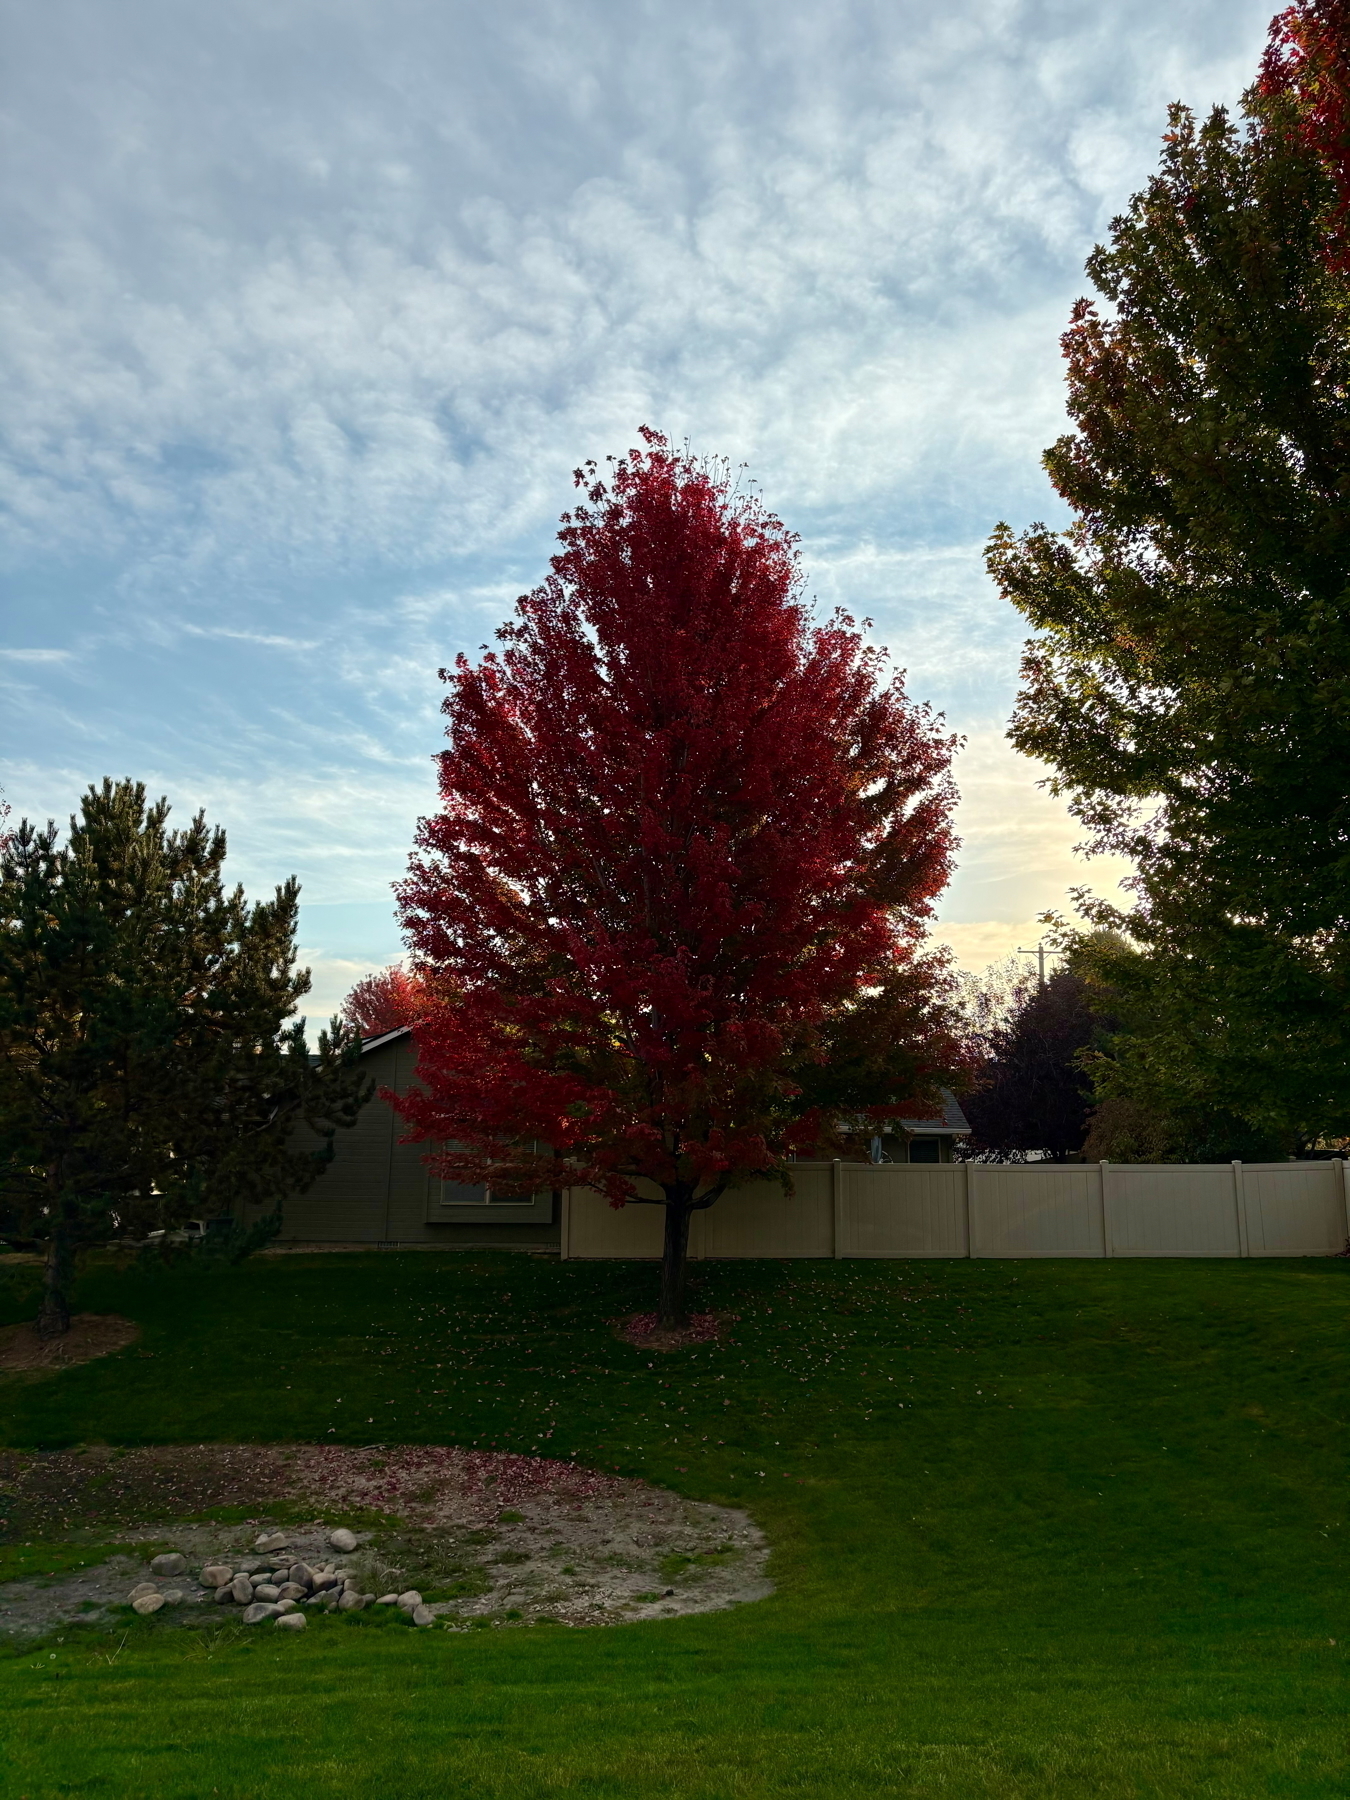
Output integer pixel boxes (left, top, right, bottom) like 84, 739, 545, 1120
1261, 0, 1350, 266
340, 964, 423, 1039
397, 433, 963, 1324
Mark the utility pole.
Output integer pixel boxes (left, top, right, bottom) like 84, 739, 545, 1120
1017, 939, 1063, 989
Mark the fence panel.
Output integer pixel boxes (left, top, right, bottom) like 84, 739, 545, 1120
695, 1168, 833, 1258
563, 1161, 1349, 1259
1107, 1165, 1240, 1257
565, 1187, 664, 1259
1242, 1162, 1348, 1256
970, 1165, 1105, 1258
840, 1165, 967, 1257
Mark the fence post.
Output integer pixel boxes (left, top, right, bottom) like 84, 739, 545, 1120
1232, 1160, 1250, 1258
1340, 1159, 1350, 1246
1098, 1160, 1111, 1258
559, 1189, 571, 1260
963, 1157, 974, 1258
832, 1159, 843, 1259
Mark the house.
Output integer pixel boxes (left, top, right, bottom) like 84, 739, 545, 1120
271, 1027, 560, 1250
861, 1092, 971, 1164
265, 1030, 970, 1247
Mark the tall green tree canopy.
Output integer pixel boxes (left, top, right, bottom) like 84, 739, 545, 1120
987, 2, 1350, 1147
0, 779, 368, 1334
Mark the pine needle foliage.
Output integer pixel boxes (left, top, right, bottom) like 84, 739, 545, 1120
0, 780, 369, 1334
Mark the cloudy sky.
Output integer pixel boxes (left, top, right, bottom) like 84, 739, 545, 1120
2, 0, 1272, 1024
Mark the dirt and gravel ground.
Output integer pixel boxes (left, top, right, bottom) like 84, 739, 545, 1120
0, 1443, 771, 1643
0, 1313, 140, 1373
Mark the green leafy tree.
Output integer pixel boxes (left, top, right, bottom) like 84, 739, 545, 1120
986, 5, 1350, 1146
0, 780, 369, 1335
1072, 933, 1293, 1162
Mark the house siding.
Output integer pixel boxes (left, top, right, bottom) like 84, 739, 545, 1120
256, 1035, 561, 1249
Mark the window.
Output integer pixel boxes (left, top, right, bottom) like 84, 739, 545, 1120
908, 1137, 941, 1164
439, 1178, 489, 1205
438, 1179, 543, 1207
434, 1137, 549, 1206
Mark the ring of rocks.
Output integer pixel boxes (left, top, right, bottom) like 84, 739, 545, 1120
0, 1443, 772, 1642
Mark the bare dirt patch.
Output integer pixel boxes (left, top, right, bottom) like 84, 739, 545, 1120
0, 1444, 771, 1642
0, 1314, 140, 1375
614, 1311, 735, 1352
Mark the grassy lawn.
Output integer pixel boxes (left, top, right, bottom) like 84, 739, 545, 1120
1, 1249, 1348, 1797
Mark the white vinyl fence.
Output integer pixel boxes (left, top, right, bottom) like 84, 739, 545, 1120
560, 1159, 1350, 1260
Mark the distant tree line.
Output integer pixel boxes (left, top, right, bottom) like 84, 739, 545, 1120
952, 948, 1296, 1164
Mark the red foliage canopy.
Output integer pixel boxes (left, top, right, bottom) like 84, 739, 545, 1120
340, 965, 423, 1039
1262, 0, 1350, 266
396, 433, 960, 1207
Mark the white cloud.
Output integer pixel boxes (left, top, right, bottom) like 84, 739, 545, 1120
937, 728, 1134, 932
932, 919, 1055, 976
295, 953, 398, 1027
0, 0, 1271, 929
1, 0, 1270, 585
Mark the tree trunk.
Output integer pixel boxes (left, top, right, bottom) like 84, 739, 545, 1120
36, 1220, 73, 1339
658, 1196, 693, 1329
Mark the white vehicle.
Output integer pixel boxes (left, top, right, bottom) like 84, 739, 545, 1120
142, 1220, 208, 1246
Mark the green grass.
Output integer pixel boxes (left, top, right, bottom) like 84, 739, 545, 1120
0, 1542, 137, 1585
1, 1250, 1348, 1797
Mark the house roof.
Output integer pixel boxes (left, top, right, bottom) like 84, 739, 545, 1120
893, 1089, 970, 1136
352, 1036, 969, 1136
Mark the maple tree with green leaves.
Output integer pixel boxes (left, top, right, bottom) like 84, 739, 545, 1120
987, 1, 1350, 1150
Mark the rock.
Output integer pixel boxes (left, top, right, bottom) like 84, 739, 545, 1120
376, 1594, 398, 1605
201, 1565, 234, 1589
128, 1582, 158, 1601
214, 1585, 234, 1604
150, 1552, 187, 1577
242, 1602, 282, 1624
275, 1599, 298, 1614
255, 1531, 291, 1553
288, 1562, 315, 1590
337, 1591, 367, 1611
162, 1590, 184, 1606
311, 1572, 340, 1592
328, 1527, 358, 1553
411, 1604, 434, 1627
253, 1583, 280, 1602
230, 1575, 254, 1605
275, 1612, 306, 1630
132, 1593, 165, 1615
396, 1590, 423, 1611
276, 1583, 307, 1601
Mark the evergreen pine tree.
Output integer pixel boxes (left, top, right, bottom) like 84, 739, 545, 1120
0, 780, 369, 1334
